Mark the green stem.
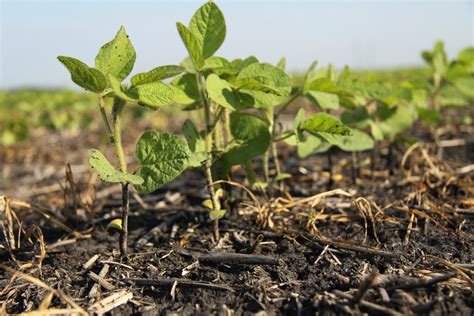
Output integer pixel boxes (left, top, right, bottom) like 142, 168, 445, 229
196, 73, 220, 241
223, 109, 232, 146
274, 91, 300, 118
112, 97, 129, 258
98, 95, 114, 144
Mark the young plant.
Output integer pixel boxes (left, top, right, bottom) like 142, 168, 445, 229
422, 41, 474, 110
58, 27, 189, 257
174, 2, 294, 234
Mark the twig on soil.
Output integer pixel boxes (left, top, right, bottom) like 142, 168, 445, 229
83, 254, 100, 271
89, 271, 115, 291
386, 272, 456, 291
198, 251, 279, 265
353, 270, 378, 303
298, 232, 397, 257
125, 278, 233, 292
333, 290, 403, 316
88, 264, 110, 298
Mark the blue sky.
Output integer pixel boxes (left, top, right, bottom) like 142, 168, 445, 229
1, 0, 473, 89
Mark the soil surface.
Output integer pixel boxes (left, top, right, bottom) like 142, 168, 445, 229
0, 108, 473, 315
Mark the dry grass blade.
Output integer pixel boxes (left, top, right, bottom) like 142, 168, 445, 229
213, 180, 261, 208
0, 263, 87, 315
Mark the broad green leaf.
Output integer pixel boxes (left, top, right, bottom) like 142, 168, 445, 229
297, 134, 332, 158
171, 73, 201, 105
218, 113, 271, 171
441, 85, 469, 107
232, 56, 259, 71
135, 131, 190, 194
130, 82, 174, 109
57, 56, 107, 92
108, 74, 137, 103
237, 63, 292, 96
306, 91, 339, 109
202, 56, 237, 77
237, 89, 287, 108
176, 22, 204, 69
417, 107, 442, 124
210, 209, 226, 220
377, 104, 417, 137
189, 2, 226, 59
89, 149, 144, 185
203, 56, 231, 70
317, 129, 374, 152
303, 113, 351, 136
95, 26, 136, 81
453, 77, 474, 99
182, 119, 206, 167
131, 65, 184, 86
305, 77, 352, 97
206, 74, 239, 110
369, 121, 384, 141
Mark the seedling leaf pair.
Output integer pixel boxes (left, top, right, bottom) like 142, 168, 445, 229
177, 2, 226, 69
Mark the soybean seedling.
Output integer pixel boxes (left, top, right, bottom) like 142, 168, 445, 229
58, 26, 189, 257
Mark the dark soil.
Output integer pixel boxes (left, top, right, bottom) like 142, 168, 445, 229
1, 109, 473, 315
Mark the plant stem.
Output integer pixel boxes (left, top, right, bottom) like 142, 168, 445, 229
223, 109, 232, 146
112, 97, 129, 258
274, 91, 300, 118
98, 95, 114, 144
271, 123, 282, 176
196, 73, 220, 241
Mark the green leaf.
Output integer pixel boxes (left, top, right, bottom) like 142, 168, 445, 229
297, 134, 332, 158
417, 107, 442, 124
134, 131, 190, 194
237, 63, 292, 96
95, 26, 136, 81
176, 22, 204, 69
171, 73, 201, 105
277, 57, 286, 70
131, 65, 184, 86
237, 90, 287, 108
218, 113, 271, 172
108, 74, 137, 103
206, 74, 240, 110
210, 209, 226, 220
306, 91, 339, 109
453, 77, 474, 99
377, 104, 417, 137
182, 119, 206, 167
130, 82, 175, 109
305, 77, 352, 97
232, 56, 259, 71
89, 149, 144, 185
189, 2, 226, 59
303, 60, 318, 86
317, 129, 374, 152
292, 108, 306, 142
303, 113, 351, 136
57, 56, 107, 92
